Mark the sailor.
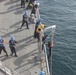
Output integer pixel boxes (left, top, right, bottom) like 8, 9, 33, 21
9, 36, 18, 57
48, 40, 53, 59
20, 11, 29, 29
34, 18, 43, 39
21, 0, 25, 8
0, 37, 8, 56
27, 0, 35, 9
30, 3, 39, 18
42, 35, 47, 50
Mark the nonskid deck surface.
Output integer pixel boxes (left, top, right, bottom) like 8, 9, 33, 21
0, 0, 47, 75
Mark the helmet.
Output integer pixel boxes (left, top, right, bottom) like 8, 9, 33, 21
30, 4, 33, 7
10, 36, 15, 40
24, 11, 28, 15
39, 18, 43, 22
39, 71, 44, 75
37, 3, 40, 6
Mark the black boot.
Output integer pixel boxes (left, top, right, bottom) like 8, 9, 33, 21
10, 53, 13, 56
6, 53, 8, 57
14, 54, 18, 57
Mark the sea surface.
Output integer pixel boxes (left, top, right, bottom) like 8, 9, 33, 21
38, 0, 76, 75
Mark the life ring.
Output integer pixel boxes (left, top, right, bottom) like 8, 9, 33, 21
36, 26, 42, 33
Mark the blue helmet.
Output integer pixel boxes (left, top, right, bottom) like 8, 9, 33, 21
39, 71, 44, 75
24, 11, 28, 15
10, 36, 15, 40
36, 18, 43, 26
39, 18, 43, 22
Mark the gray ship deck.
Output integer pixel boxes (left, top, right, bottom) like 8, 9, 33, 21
0, 0, 48, 75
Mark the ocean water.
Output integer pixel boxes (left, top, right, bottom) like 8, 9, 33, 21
38, 0, 76, 75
